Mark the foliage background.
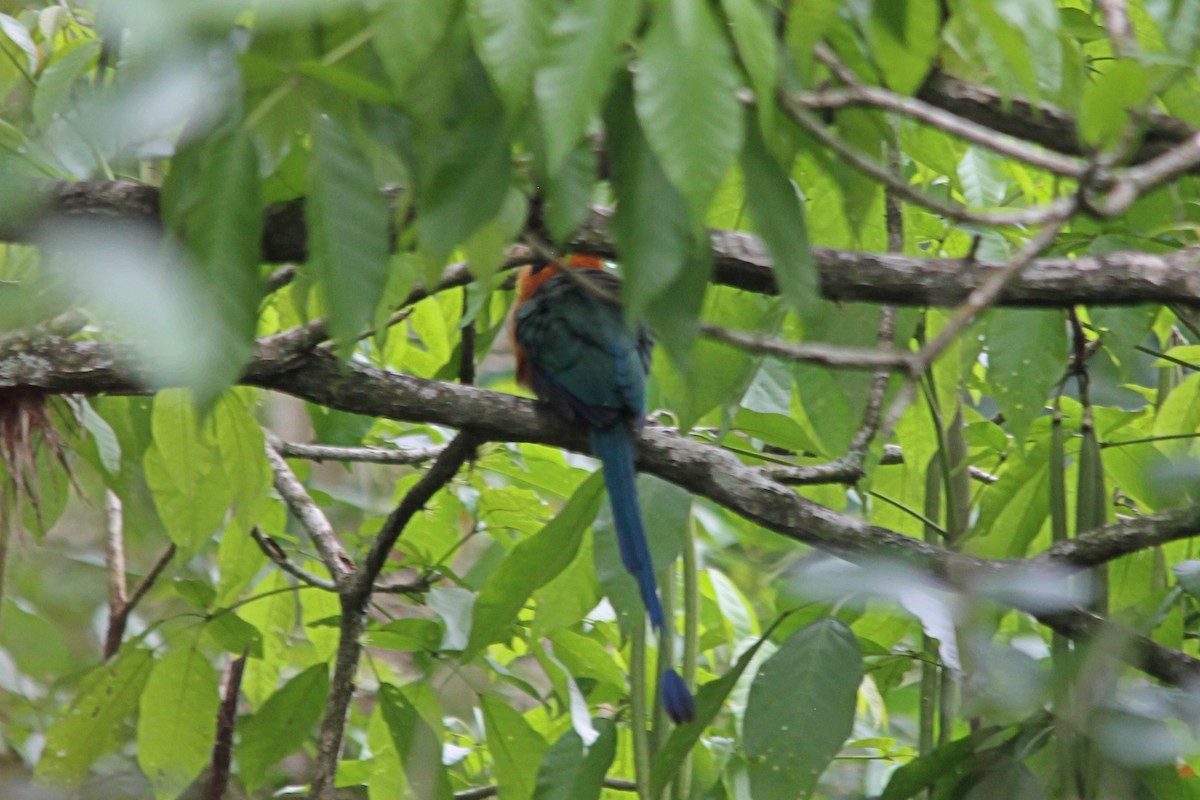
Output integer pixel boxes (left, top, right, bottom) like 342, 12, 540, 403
2, 0, 1200, 798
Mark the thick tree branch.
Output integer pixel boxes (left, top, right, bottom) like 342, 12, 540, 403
918, 71, 1196, 166
3, 337, 1199, 686
7, 183, 1200, 309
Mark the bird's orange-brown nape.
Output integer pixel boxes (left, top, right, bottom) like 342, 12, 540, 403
512, 254, 607, 389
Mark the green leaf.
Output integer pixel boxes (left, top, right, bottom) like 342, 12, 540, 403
418, 69, 513, 263
212, 391, 271, 527
78, 397, 122, 475
466, 472, 604, 657
162, 128, 265, 403
37, 648, 154, 785
720, 0, 777, 123
881, 730, 994, 800
543, 140, 596, 242
604, 76, 707, 361
533, 720, 617, 800
1092, 305, 1158, 382
482, 695, 549, 800
33, 40, 99, 132
985, 309, 1066, 446
205, 610, 264, 657
237, 664, 330, 791
634, 0, 743, 221
373, 0, 461, 92
957, 146, 1007, 207
785, 0, 841, 84
744, 618, 863, 800
1080, 59, 1151, 150
143, 390, 230, 553
295, 61, 395, 105
468, 0, 553, 114
649, 626, 780, 797
379, 683, 453, 800
137, 645, 220, 799
866, 0, 940, 95
535, 0, 639, 173
366, 618, 444, 652
741, 115, 817, 317
308, 114, 391, 353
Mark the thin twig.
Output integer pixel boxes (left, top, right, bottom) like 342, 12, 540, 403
268, 433, 446, 466
203, 651, 248, 800
105, 542, 176, 661
356, 431, 482, 595
264, 439, 355, 588
803, 45, 1087, 178
1096, 0, 1135, 56
1100, 133, 1200, 215
777, 91, 1077, 227
251, 526, 432, 595
250, 526, 338, 591
700, 322, 915, 372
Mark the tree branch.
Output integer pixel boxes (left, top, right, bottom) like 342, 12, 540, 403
7, 183, 1200, 310
263, 438, 355, 589
918, 71, 1196, 166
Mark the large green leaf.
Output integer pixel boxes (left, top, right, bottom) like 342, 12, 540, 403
417, 66, 513, 265
604, 76, 707, 361
373, 0, 462, 92
744, 618, 862, 800
143, 390, 230, 553
535, 0, 639, 173
866, 0, 940, 96
236, 664, 330, 790
741, 115, 818, 317
649, 627, 781, 797
161, 128, 264, 403
136, 645, 220, 799
465, 471, 604, 657
32, 40, 100, 132
468, 0, 553, 114
212, 391, 271, 527
985, 309, 1066, 447
308, 114, 390, 352
633, 0, 743, 221
379, 683, 453, 800
36, 648, 154, 785
482, 695, 549, 800
533, 720, 617, 800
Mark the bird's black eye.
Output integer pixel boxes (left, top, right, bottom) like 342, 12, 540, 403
530, 261, 552, 275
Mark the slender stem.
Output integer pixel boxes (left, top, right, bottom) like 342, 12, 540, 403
630, 622, 651, 800
674, 521, 699, 800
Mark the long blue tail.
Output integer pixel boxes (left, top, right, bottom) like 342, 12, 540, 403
590, 424, 664, 628
590, 424, 695, 724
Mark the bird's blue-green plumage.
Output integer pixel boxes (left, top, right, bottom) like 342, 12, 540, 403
514, 267, 694, 724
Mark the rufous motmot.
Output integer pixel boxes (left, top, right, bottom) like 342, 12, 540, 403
511, 254, 695, 725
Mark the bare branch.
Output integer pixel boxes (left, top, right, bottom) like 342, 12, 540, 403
267, 432, 446, 466
699, 322, 916, 372
801, 46, 1087, 178
203, 652, 248, 800
264, 439, 355, 588
918, 71, 1196, 166
776, 91, 1077, 227
250, 526, 338, 592
1096, 0, 1136, 56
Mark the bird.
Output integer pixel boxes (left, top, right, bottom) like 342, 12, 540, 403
511, 253, 695, 725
